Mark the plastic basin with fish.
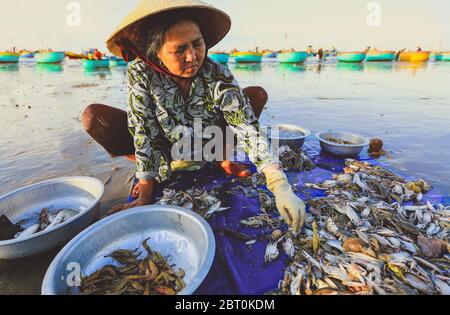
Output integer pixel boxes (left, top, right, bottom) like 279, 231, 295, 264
267, 124, 311, 149
316, 130, 368, 157
0, 177, 104, 259
41, 205, 215, 295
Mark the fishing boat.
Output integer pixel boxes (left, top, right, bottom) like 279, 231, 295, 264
398, 51, 430, 62
20, 51, 34, 58
82, 59, 110, 70
277, 51, 308, 63
365, 50, 395, 62
435, 52, 450, 61
109, 57, 128, 67
233, 52, 263, 63
0, 52, 20, 63
34, 51, 65, 63
65, 51, 87, 60
263, 51, 277, 58
337, 52, 367, 63
208, 52, 229, 64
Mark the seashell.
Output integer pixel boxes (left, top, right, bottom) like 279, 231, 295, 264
399, 240, 418, 254
283, 237, 295, 258
271, 229, 283, 240
426, 223, 438, 236
404, 273, 434, 294
352, 173, 368, 191
387, 237, 401, 248
391, 183, 404, 195
361, 207, 371, 217
326, 240, 344, 252
290, 273, 303, 295
422, 212, 432, 225
265, 241, 280, 263
343, 238, 366, 253
325, 217, 340, 237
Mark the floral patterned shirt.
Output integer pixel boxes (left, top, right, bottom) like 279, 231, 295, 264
127, 57, 279, 182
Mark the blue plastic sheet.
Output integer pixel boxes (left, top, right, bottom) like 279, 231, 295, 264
127, 141, 445, 295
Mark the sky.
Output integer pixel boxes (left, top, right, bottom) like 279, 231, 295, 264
1, 0, 449, 52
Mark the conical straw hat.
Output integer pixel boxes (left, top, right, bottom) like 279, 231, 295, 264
106, 0, 231, 59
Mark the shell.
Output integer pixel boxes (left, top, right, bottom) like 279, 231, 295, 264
290, 272, 303, 295
271, 229, 283, 240
283, 237, 295, 258
265, 241, 280, 263
343, 238, 366, 253
325, 217, 341, 237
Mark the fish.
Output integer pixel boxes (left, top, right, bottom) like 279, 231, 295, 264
15, 224, 39, 239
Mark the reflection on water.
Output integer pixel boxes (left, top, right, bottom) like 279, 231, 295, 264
395, 61, 428, 74
277, 63, 306, 74
83, 68, 112, 78
364, 62, 394, 72
35, 63, 64, 73
0, 63, 19, 72
335, 62, 364, 72
232, 63, 262, 72
0, 59, 449, 198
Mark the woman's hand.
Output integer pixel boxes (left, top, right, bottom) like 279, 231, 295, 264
106, 198, 152, 217
105, 179, 155, 217
264, 167, 306, 232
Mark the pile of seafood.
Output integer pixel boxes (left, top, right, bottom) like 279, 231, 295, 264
325, 136, 354, 145
155, 186, 230, 219
75, 239, 185, 295
276, 145, 315, 172
262, 160, 450, 295
0, 207, 78, 241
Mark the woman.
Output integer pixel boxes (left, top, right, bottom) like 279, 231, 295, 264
82, 0, 306, 231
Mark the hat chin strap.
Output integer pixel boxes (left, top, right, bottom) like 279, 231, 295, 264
117, 37, 206, 80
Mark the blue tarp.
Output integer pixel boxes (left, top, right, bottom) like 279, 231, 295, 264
127, 141, 446, 295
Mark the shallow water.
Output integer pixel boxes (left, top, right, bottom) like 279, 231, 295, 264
1, 57, 449, 198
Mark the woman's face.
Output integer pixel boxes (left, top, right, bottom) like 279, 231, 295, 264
157, 20, 206, 78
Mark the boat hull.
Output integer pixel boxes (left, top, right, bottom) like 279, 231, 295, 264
277, 51, 308, 63
35, 52, 65, 63
233, 53, 263, 63
0, 53, 20, 63
337, 52, 367, 63
263, 52, 277, 58
109, 59, 127, 67
399, 51, 430, 62
82, 59, 110, 69
208, 53, 229, 64
65, 52, 87, 60
435, 52, 450, 61
366, 52, 395, 62
20, 52, 34, 58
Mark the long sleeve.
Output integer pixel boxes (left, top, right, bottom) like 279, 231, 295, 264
127, 63, 163, 180
214, 66, 280, 171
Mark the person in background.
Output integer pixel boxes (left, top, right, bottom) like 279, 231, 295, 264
318, 48, 324, 61
93, 49, 103, 60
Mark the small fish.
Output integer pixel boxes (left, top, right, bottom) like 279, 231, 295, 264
204, 201, 229, 219
15, 224, 39, 239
